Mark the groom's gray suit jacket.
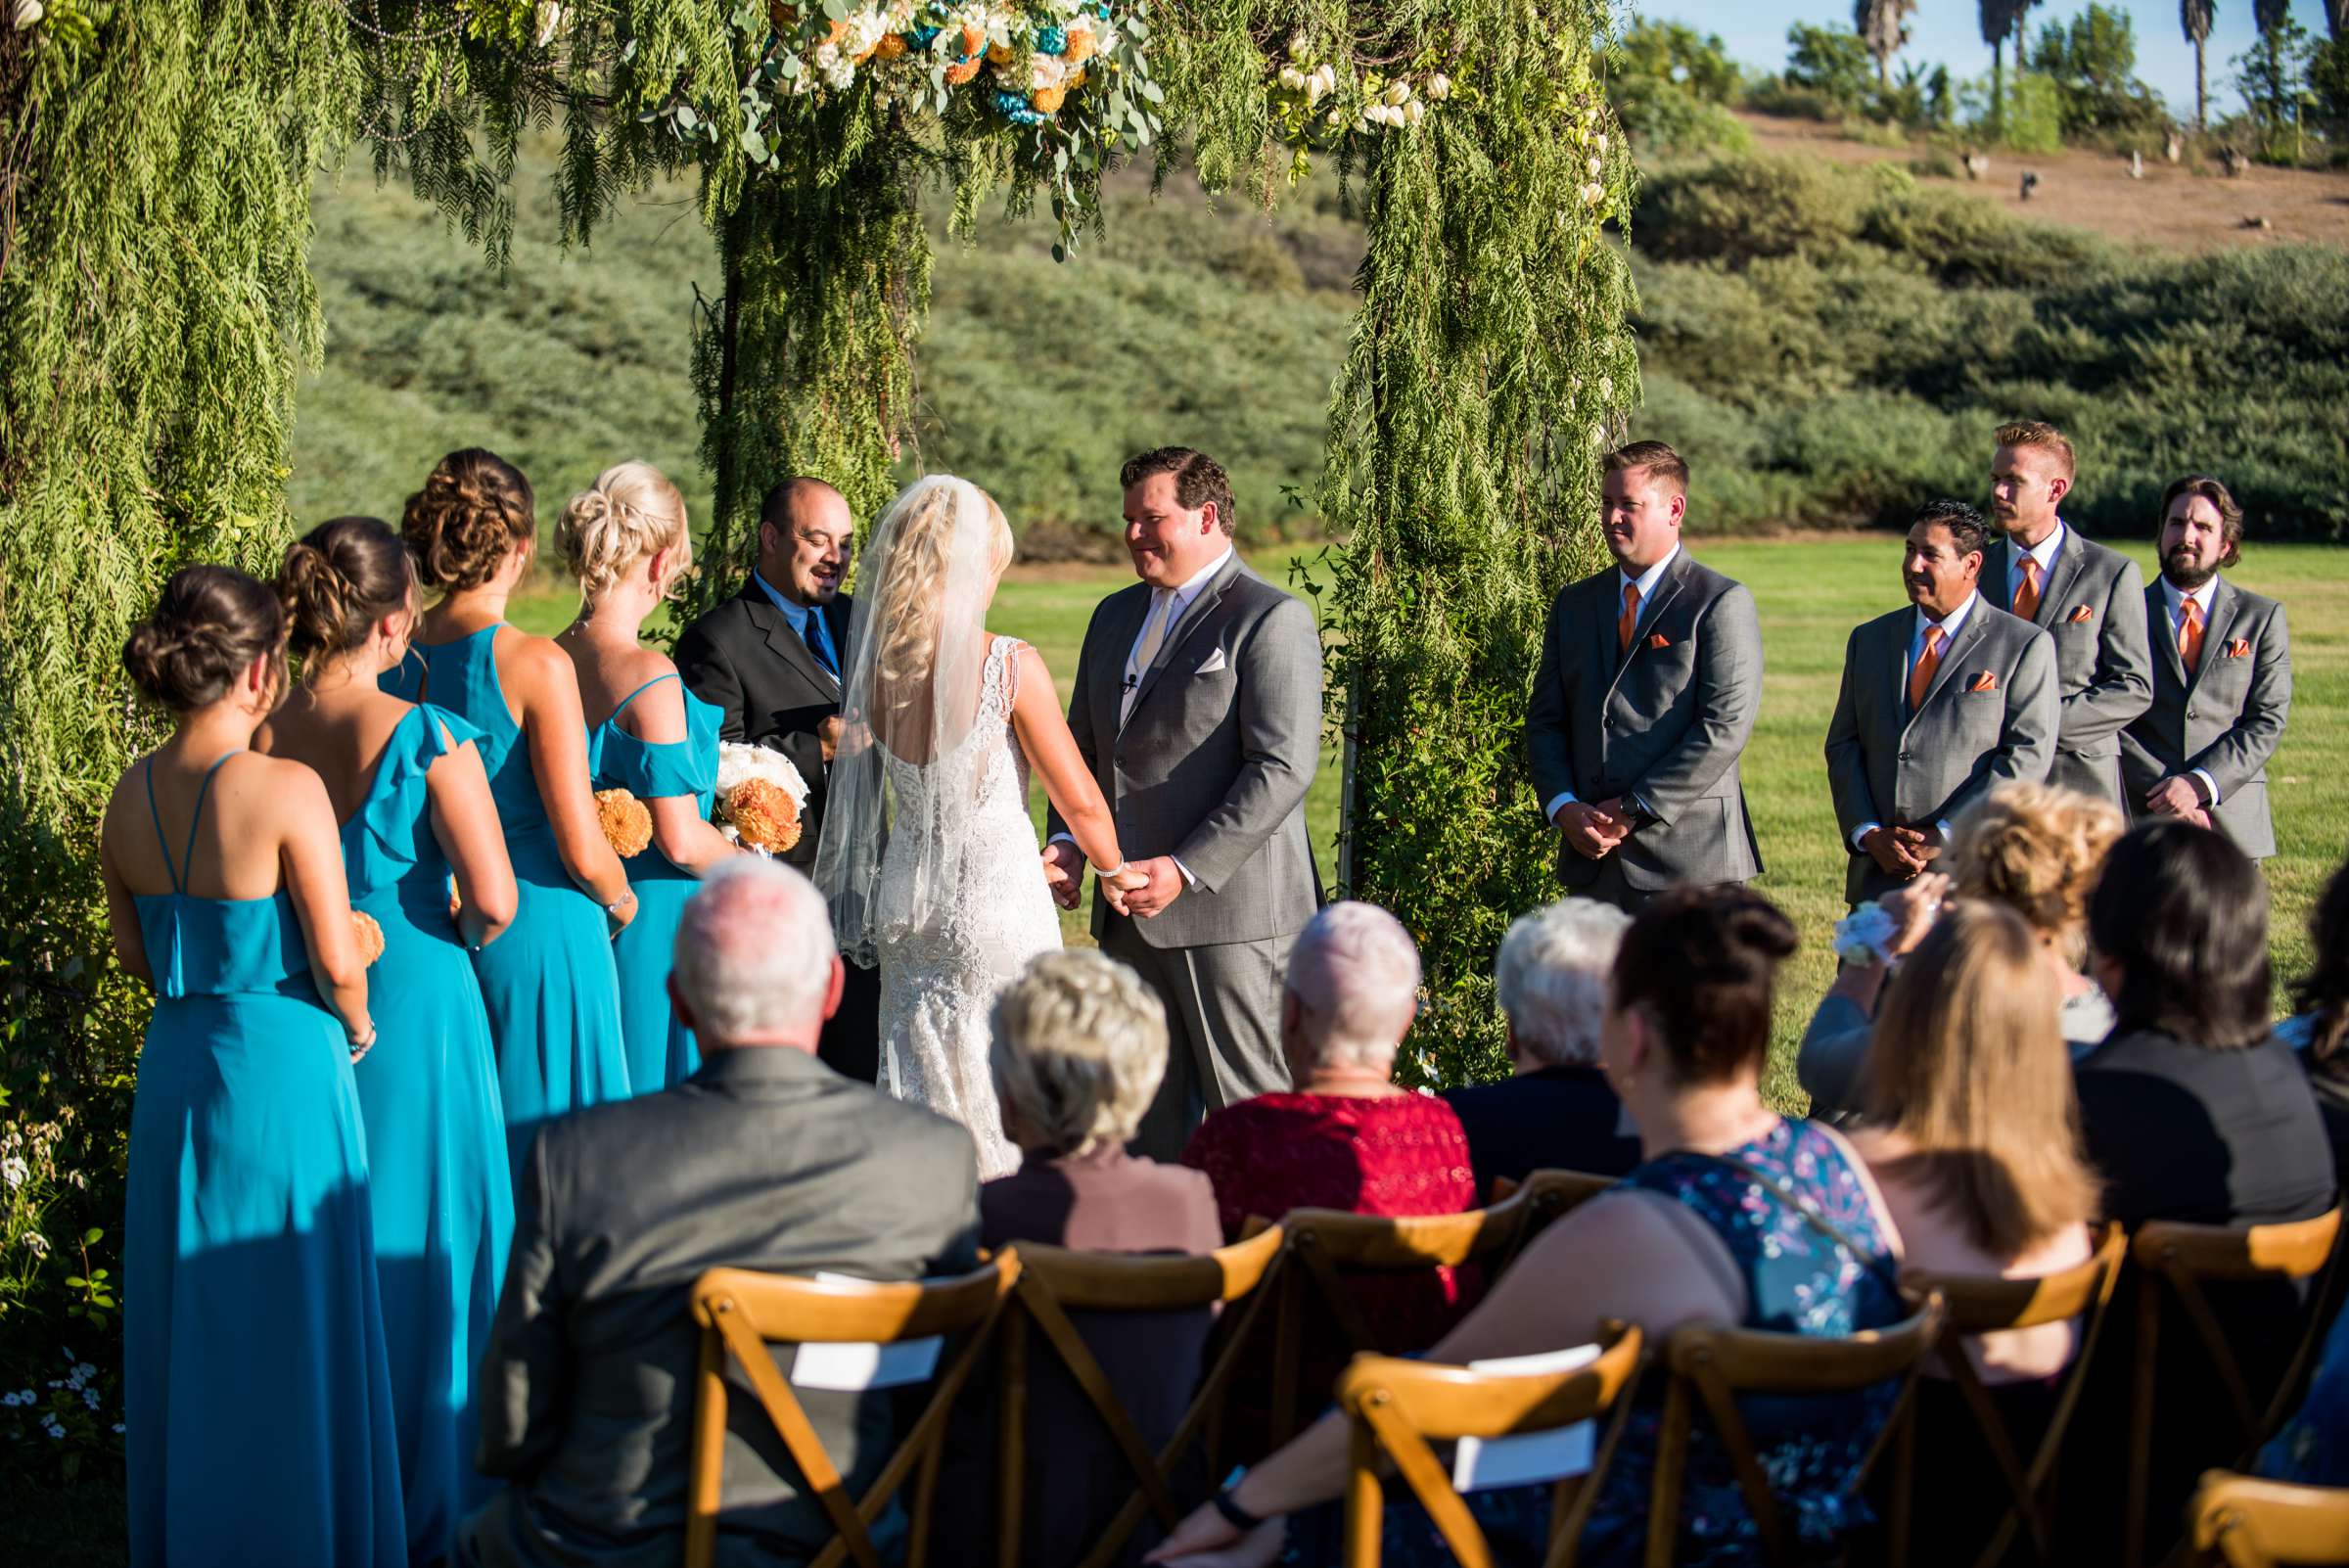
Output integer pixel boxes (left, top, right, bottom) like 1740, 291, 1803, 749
1046, 554, 1322, 948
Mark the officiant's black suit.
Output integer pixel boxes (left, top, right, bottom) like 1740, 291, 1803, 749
675, 581, 881, 1082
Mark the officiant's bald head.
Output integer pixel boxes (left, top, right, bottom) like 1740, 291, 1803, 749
758, 477, 853, 606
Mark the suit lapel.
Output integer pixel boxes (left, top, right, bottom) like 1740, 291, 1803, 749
2038, 537, 2088, 629
1983, 540, 2014, 614
741, 580, 841, 696
2149, 584, 2188, 686
1122, 556, 1243, 733
1902, 607, 1983, 730
2188, 578, 2237, 693
1605, 553, 1690, 700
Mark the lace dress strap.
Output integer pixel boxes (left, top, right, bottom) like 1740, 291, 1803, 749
985, 636, 1028, 716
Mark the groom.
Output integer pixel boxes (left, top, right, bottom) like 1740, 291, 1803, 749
674, 477, 880, 1084
1043, 447, 1323, 1160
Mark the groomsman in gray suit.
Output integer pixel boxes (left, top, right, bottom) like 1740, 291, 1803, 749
1525, 441, 1764, 911
1980, 420, 2152, 805
1826, 500, 2060, 904
1042, 447, 1323, 1160
2121, 474, 2292, 860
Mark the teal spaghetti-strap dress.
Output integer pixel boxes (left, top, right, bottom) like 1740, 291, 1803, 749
386, 628, 629, 1186
586, 671, 722, 1091
123, 755, 406, 1567
343, 705, 516, 1565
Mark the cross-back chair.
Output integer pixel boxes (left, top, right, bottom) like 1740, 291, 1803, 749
1895, 1222, 2128, 1568
990, 1224, 1286, 1568
2189, 1470, 2349, 1568
1335, 1322, 1648, 1568
683, 1255, 1018, 1568
1644, 1293, 1947, 1568
2124, 1208, 2346, 1568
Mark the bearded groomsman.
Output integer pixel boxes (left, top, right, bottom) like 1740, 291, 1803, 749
1826, 500, 2059, 904
1524, 441, 1763, 912
1981, 421, 2152, 805
2121, 475, 2292, 860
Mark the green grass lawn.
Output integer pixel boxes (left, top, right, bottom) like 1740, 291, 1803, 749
514, 534, 2346, 1108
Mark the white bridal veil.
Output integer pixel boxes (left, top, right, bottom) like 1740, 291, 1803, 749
813, 474, 1007, 967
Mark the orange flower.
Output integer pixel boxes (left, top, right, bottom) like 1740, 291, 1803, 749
875, 31, 906, 58
1032, 85, 1067, 114
959, 21, 986, 56
595, 788, 654, 858
730, 778, 804, 854
351, 910, 386, 968
944, 56, 982, 83
987, 41, 1014, 65
1063, 26, 1096, 63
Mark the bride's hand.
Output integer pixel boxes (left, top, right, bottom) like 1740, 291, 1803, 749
1105, 862, 1151, 894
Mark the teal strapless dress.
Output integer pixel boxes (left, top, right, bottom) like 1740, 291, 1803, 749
343, 705, 516, 1565
586, 671, 722, 1092
123, 755, 406, 1567
386, 627, 629, 1188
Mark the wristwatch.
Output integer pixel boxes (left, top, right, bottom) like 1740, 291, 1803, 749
1211, 1488, 1265, 1532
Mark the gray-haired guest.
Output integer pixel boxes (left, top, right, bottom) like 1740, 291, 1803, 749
1443, 900, 1642, 1197
960, 949, 1221, 1568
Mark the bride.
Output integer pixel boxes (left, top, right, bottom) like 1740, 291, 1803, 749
815, 476, 1147, 1176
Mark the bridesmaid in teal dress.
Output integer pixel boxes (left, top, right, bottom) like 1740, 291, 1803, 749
261, 517, 519, 1566
554, 462, 741, 1090
101, 566, 404, 1566
386, 448, 638, 1186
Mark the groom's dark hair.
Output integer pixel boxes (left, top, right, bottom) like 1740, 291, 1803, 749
1121, 447, 1236, 536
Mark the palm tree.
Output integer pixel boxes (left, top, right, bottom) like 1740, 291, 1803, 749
1979, 0, 2037, 131
2181, 0, 2215, 128
1857, 0, 1919, 86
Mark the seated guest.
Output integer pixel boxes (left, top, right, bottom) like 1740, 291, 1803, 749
462, 859, 982, 1568
1151, 889, 1908, 1568
1800, 781, 2121, 1118
2279, 853, 2349, 1174
1443, 899, 1640, 1196
1179, 902, 1476, 1458
2076, 818, 2332, 1229
955, 949, 1221, 1568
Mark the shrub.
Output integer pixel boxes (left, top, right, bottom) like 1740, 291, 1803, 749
1784, 23, 1879, 116
1635, 156, 1865, 264
1619, 79, 1755, 157
1909, 149, 1965, 178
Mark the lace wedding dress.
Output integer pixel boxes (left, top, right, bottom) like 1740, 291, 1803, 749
872, 635, 1060, 1177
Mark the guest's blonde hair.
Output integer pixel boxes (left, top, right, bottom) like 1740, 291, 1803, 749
556, 461, 691, 604
989, 950, 1169, 1157
1866, 900, 2099, 1258
1946, 782, 2121, 956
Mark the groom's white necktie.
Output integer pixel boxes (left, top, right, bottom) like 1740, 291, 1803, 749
1121, 588, 1176, 724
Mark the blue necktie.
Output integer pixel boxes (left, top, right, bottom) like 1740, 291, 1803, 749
803, 606, 838, 677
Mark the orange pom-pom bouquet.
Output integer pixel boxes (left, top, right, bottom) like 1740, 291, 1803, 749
595, 788, 654, 858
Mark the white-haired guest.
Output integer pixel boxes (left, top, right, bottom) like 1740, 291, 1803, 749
1443, 900, 1641, 1197
1180, 903, 1477, 1452
946, 949, 1223, 1567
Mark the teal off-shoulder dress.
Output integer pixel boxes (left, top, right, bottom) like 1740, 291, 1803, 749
387, 627, 629, 1187
586, 671, 723, 1091
342, 705, 516, 1565
123, 754, 406, 1567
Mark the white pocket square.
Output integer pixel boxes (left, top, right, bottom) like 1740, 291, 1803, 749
1196, 648, 1228, 674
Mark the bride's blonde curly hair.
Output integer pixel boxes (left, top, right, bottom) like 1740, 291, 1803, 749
871, 479, 1014, 727
556, 461, 692, 604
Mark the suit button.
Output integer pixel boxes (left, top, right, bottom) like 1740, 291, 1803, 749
1899, 751, 1911, 761
2187, 708, 2197, 719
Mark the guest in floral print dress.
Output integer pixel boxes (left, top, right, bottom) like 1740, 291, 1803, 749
1148, 887, 1910, 1568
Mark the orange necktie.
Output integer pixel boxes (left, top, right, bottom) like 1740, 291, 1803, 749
2015, 556, 2043, 623
1618, 580, 1641, 656
2180, 596, 2204, 674
1908, 624, 1946, 712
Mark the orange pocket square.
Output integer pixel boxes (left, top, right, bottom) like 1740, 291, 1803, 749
1647, 632, 1672, 650
2067, 605, 2095, 624
1966, 671, 1999, 693
2227, 637, 2252, 658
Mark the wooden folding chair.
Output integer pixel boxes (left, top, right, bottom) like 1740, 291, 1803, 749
683, 1255, 1018, 1568
1252, 1183, 1547, 1445
1896, 1222, 2127, 1567
1645, 1294, 1947, 1568
2124, 1209, 2345, 1568
990, 1225, 1286, 1568
2190, 1470, 2349, 1568
1486, 1170, 1621, 1274
1336, 1322, 1648, 1568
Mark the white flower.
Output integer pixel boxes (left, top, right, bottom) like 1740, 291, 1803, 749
1027, 53, 1070, 91
1591, 132, 1608, 154
23, 1231, 46, 1258
1353, 116, 1369, 135
1324, 109, 1343, 127
1832, 903, 1899, 967
44, 1422, 64, 1439
842, 8, 891, 59
82, 1389, 100, 1409
1581, 180, 1605, 206
1286, 31, 1311, 62
73, 1362, 96, 1381
10, 0, 40, 32
714, 743, 808, 809
1589, 155, 1603, 177
1425, 73, 1451, 102
1, 1393, 19, 1408
1403, 100, 1426, 127
1306, 64, 1336, 104
530, 1, 564, 48
812, 40, 855, 90
1382, 79, 1411, 107
0, 1155, 24, 1188
113, 1423, 125, 1435
1278, 65, 1306, 91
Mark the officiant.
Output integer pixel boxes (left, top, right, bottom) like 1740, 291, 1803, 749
676, 477, 881, 1082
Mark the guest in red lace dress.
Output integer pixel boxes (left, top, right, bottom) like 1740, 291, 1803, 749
1181, 902, 1477, 1448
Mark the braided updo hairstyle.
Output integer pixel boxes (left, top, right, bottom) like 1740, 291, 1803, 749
556, 461, 692, 604
279, 517, 417, 662
402, 448, 536, 591
122, 566, 288, 713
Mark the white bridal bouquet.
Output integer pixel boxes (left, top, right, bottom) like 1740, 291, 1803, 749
714, 742, 811, 856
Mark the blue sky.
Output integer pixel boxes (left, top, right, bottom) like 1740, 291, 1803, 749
1647, 0, 2335, 115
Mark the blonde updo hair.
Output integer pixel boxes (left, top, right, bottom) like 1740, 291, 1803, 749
556, 461, 692, 604
1945, 781, 2123, 949
873, 479, 1014, 731
989, 950, 1170, 1157
402, 447, 536, 591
